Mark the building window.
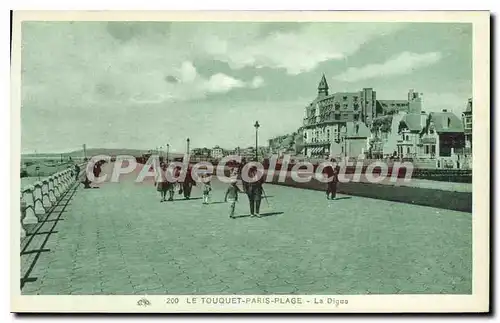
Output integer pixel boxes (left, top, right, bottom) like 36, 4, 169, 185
343, 96, 347, 101
343, 104, 348, 109
425, 145, 429, 154
353, 103, 359, 110
353, 96, 358, 101
405, 135, 409, 141
335, 103, 340, 110
407, 147, 410, 154
335, 114, 340, 120
431, 145, 436, 154
354, 114, 359, 121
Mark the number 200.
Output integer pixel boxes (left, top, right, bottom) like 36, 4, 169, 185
165, 298, 179, 304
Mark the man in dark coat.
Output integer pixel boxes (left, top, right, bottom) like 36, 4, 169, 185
324, 159, 340, 200
181, 166, 196, 199
242, 166, 265, 217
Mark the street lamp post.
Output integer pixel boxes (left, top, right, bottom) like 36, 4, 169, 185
186, 138, 190, 155
254, 121, 260, 161
166, 144, 170, 162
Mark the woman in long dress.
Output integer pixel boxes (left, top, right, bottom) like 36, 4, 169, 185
156, 162, 169, 202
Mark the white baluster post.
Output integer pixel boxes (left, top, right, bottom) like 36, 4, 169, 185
58, 171, 67, 193
42, 179, 52, 208
22, 187, 38, 225
62, 171, 68, 191
65, 169, 72, 188
53, 174, 61, 198
63, 169, 70, 190
66, 169, 72, 187
48, 177, 57, 203
33, 182, 46, 220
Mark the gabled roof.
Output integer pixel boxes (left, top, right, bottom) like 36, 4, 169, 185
465, 98, 472, 113
318, 74, 329, 91
399, 113, 425, 132
422, 112, 464, 134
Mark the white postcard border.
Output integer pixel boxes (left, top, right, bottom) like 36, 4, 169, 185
10, 10, 490, 313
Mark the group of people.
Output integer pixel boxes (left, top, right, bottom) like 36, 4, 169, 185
154, 163, 265, 219
154, 162, 197, 202
154, 159, 341, 218
75, 159, 105, 189
224, 166, 265, 218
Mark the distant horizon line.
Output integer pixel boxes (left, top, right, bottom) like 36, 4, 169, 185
20, 145, 271, 156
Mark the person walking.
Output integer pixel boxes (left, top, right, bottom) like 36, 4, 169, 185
324, 160, 340, 200
224, 180, 243, 219
155, 162, 169, 202
181, 166, 196, 199
242, 166, 265, 217
201, 173, 212, 205
166, 168, 176, 201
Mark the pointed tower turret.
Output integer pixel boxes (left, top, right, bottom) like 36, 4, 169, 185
317, 74, 329, 98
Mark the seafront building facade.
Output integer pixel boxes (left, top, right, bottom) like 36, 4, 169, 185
267, 74, 472, 169
299, 74, 424, 159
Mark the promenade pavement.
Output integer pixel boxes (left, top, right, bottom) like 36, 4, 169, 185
21, 165, 472, 295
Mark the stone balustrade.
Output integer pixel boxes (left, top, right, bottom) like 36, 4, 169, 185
20, 163, 86, 239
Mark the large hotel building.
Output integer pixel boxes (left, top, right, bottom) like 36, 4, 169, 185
300, 74, 423, 157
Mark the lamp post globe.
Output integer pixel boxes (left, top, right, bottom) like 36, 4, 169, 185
254, 121, 260, 161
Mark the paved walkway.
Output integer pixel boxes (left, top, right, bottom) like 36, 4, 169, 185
21, 166, 472, 295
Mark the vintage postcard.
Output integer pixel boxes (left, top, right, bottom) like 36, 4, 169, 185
11, 10, 489, 313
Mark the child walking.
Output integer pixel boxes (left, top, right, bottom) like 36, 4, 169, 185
224, 180, 243, 219
201, 173, 212, 205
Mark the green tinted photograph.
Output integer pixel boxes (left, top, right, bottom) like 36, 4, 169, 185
18, 18, 476, 299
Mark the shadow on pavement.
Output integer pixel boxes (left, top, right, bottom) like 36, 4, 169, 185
260, 211, 284, 217
333, 197, 352, 201
208, 201, 226, 205
233, 211, 284, 219
172, 197, 203, 201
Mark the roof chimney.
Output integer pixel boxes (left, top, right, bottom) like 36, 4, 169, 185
421, 111, 426, 114
442, 109, 448, 112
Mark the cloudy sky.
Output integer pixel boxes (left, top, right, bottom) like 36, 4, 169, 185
20, 21, 472, 154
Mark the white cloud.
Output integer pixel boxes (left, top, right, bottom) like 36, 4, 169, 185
21, 22, 402, 111
203, 73, 246, 93
179, 61, 197, 83
251, 76, 265, 89
159, 62, 264, 101
201, 23, 404, 75
334, 51, 442, 82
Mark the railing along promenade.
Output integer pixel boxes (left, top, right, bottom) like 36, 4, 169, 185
20, 163, 86, 239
